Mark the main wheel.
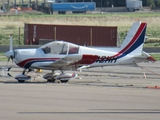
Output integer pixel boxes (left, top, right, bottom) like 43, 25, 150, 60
60, 80, 68, 83
47, 78, 55, 83
18, 80, 25, 83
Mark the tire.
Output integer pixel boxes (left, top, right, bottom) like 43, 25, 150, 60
60, 80, 68, 83
47, 78, 55, 83
18, 80, 25, 83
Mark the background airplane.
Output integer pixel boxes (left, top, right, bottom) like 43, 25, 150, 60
4, 21, 156, 83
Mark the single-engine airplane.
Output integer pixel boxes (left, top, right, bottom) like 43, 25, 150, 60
4, 21, 156, 83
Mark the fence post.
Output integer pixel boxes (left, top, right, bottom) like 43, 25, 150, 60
19, 27, 20, 45
54, 27, 56, 41
90, 28, 92, 46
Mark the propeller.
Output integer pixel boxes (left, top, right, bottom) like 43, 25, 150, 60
5, 51, 14, 65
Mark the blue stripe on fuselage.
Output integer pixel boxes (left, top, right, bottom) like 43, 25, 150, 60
24, 60, 56, 68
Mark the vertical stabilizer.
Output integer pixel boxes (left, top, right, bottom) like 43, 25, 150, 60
120, 21, 141, 49
116, 21, 147, 58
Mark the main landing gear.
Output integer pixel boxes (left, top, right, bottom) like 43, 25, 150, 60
43, 70, 69, 83
15, 69, 74, 83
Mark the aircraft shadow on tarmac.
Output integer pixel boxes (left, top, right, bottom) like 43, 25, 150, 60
18, 108, 160, 114
0, 78, 48, 84
81, 68, 158, 76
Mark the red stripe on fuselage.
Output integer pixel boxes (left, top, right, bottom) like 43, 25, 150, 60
74, 54, 99, 64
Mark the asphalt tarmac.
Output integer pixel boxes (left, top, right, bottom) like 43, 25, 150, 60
0, 61, 160, 120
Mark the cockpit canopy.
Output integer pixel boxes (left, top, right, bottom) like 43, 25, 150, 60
40, 41, 79, 55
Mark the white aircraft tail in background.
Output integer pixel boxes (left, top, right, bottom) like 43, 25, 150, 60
4, 21, 156, 83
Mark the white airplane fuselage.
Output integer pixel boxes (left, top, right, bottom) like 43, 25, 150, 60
13, 45, 144, 70
4, 21, 156, 83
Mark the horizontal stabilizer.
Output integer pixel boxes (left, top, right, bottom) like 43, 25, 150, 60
134, 51, 156, 63
141, 51, 156, 63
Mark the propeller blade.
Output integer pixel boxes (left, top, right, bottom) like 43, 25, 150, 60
7, 57, 10, 66
10, 55, 13, 62
7, 67, 12, 71
7, 57, 10, 62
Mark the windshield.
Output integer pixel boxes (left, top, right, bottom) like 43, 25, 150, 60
41, 41, 68, 55
40, 41, 79, 55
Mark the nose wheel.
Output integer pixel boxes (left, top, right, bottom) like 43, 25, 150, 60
47, 78, 55, 82
15, 69, 32, 83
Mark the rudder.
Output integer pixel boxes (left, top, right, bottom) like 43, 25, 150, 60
117, 21, 147, 58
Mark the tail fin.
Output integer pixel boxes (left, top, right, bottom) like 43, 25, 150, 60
120, 21, 145, 50
115, 21, 147, 58
115, 21, 156, 62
